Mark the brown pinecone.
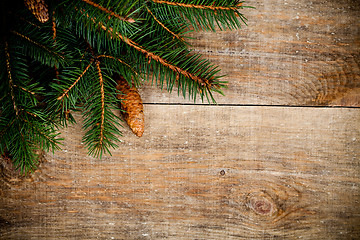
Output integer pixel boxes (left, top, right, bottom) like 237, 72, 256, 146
115, 75, 144, 137
24, 0, 49, 23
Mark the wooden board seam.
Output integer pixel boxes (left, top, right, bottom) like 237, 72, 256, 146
142, 102, 360, 109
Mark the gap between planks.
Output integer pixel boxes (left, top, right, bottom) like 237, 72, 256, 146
143, 102, 360, 109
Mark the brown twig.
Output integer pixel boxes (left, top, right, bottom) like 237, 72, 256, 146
151, 0, 242, 12
96, 61, 105, 147
11, 30, 65, 60
146, 6, 184, 41
57, 59, 94, 100
81, 0, 135, 23
14, 85, 36, 95
97, 55, 139, 76
4, 41, 19, 116
52, 11, 61, 81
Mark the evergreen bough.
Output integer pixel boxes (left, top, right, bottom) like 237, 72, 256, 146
0, 0, 250, 174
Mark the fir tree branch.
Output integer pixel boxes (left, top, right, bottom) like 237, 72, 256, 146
81, 66, 123, 157
4, 41, 19, 116
97, 55, 139, 76
145, 6, 184, 41
57, 59, 94, 100
97, 55, 128, 68
97, 21, 213, 89
78, 9, 215, 89
0, 118, 16, 138
16, 130, 37, 173
80, 0, 135, 23
95, 60, 105, 148
25, 111, 38, 118
10, 30, 65, 61
1, 0, 250, 172
151, 0, 243, 12
23, 118, 59, 147
17, 15, 42, 29
149, 0, 246, 31
13, 85, 36, 95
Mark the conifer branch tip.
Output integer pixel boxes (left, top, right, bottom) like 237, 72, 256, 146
151, 0, 242, 12
57, 59, 94, 100
96, 61, 105, 148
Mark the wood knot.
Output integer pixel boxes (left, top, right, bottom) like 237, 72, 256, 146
246, 192, 277, 216
219, 170, 226, 176
250, 197, 273, 215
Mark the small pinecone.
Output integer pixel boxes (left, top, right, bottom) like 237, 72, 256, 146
115, 75, 144, 137
24, 0, 49, 23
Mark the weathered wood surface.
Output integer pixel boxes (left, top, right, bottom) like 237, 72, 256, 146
141, 0, 360, 106
1, 107, 359, 239
1, 0, 360, 239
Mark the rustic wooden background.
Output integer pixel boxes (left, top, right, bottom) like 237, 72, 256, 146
1, 0, 359, 239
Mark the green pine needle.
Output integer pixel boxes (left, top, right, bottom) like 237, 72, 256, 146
0, 0, 250, 173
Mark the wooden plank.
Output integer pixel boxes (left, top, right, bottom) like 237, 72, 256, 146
140, 0, 360, 106
1, 106, 359, 239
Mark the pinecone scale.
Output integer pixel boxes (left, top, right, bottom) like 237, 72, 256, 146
24, 0, 49, 23
115, 75, 145, 137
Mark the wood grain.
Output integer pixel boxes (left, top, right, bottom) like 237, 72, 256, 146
1, 106, 359, 239
140, 0, 360, 106
1, 0, 359, 238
